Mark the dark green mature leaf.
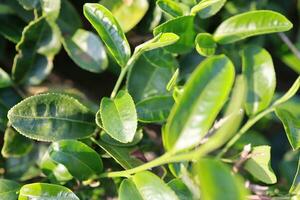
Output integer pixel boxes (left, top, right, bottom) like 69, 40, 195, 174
164, 55, 235, 151
18, 183, 79, 200
0, 88, 22, 131
157, 0, 184, 17
193, 159, 248, 200
100, 129, 143, 147
17, 0, 39, 10
154, 16, 196, 53
84, 3, 131, 67
214, 10, 293, 44
98, 90, 137, 143
195, 33, 217, 57
0, 15, 25, 43
131, 171, 179, 200
242, 45, 276, 115
93, 139, 143, 169
100, 0, 149, 33
40, 0, 61, 21
0, 67, 12, 88
127, 49, 176, 102
136, 95, 174, 123
12, 17, 61, 85
62, 29, 108, 73
49, 140, 103, 180
167, 179, 193, 200
0, 179, 21, 200
57, 0, 82, 35
191, 0, 226, 18
119, 179, 143, 200
1, 127, 33, 158
8, 93, 96, 142
275, 108, 300, 150
244, 145, 277, 184
40, 151, 73, 183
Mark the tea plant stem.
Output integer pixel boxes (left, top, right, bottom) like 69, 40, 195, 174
217, 107, 275, 158
278, 32, 300, 60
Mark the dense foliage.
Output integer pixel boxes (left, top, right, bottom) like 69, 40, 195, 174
0, 0, 299, 199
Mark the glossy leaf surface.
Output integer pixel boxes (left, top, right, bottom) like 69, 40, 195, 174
242, 45, 276, 115
49, 140, 103, 180
136, 95, 174, 123
132, 171, 179, 200
100, 129, 143, 147
0, 179, 21, 200
191, 0, 226, 18
0, 67, 12, 88
244, 145, 277, 184
164, 55, 235, 151
8, 93, 96, 142
154, 16, 196, 53
157, 0, 184, 17
167, 179, 193, 200
99, 90, 137, 143
12, 17, 61, 85
195, 33, 217, 57
100, 0, 149, 33
63, 29, 108, 73
18, 183, 79, 200
40, 0, 61, 20
84, 3, 131, 67
119, 179, 143, 200
214, 10, 293, 44
275, 108, 300, 150
193, 159, 248, 200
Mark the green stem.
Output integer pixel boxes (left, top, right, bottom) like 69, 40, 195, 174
217, 107, 275, 158
110, 50, 142, 98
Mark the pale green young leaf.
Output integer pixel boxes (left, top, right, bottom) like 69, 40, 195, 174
273, 76, 300, 106
40, 0, 61, 21
157, 0, 184, 18
7, 93, 96, 142
195, 33, 217, 57
164, 55, 235, 152
62, 29, 108, 73
18, 183, 79, 200
191, 0, 226, 18
17, 0, 39, 10
0, 67, 12, 88
99, 90, 137, 143
214, 10, 293, 44
84, 3, 131, 67
242, 45, 276, 115
48, 140, 103, 180
119, 179, 143, 200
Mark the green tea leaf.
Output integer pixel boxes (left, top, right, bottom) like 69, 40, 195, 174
214, 10, 293, 44
40, 151, 73, 183
49, 140, 103, 180
99, 90, 137, 143
84, 3, 131, 67
136, 95, 174, 123
127, 49, 176, 102
100, 129, 143, 147
273, 76, 300, 106
8, 93, 96, 142
154, 16, 196, 53
1, 127, 33, 158
12, 17, 61, 85
191, 0, 226, 18
17, 0, 39, 10
132, 171, 179, 200
195, 33, 217, 57
167, 179, 193, 200
92, 138, 143, 169
119, 179, 143, 200
275, 108, 300, 150
57, 0, 82, 35
0, 179, 21, 200
157, 0, 184, 17
244, 145, 277, 184
40, 0, 61, 21
62, 29, 108, 73
135, 32, 179, 53
0, 67, 12, 88
242, 45, 276, 115
18, 183, 79, 200
193, 159, 248, 200
164, 55, 235, 151
100, 0, 149, 33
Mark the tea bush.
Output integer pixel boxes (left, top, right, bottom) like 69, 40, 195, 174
0, 0, 299, 199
